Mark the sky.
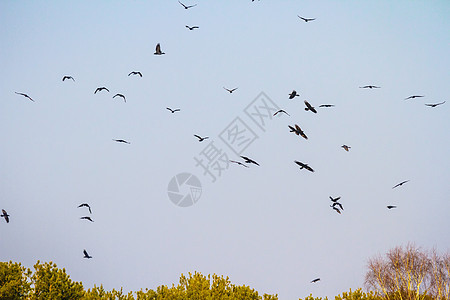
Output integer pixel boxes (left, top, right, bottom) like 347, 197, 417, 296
1, 1, 449, 299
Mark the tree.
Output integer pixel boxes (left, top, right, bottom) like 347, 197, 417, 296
0, 261, 31, 299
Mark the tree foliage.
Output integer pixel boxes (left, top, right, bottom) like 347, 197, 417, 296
0, 261, 31, 299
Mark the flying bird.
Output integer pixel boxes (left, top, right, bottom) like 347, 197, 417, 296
294, 161, 314, 172
80, 216, 94, 222
15, 92, 34, 102
387, 205, 397, 209
289, 124, 308, 140
425, 101, 445, 107
341, 145, 351, 152
332, 202, 344, 211
304, 100, 317, 113
359, 85, 380, 89
94, 87, 109, 94
392, 180, 409, 189
273, 109, 290, 116
83, 249, 92, 259
128, 71, 142, 77
329, 196, 341, 203
331, 205, 342, 214
113, 139, 130, 144
78, 203, 92, 214
154, 43, 165, 55
230, 160, 249, 168
186, 25, 199, 30
319, 104, 335, 108
240, 156, 260, 166
62, 76, 75, 81
223, 87, 238, 93
1, 209, 10, 223
113, 93, 126, 103
194, 135, 209, 142
288, 90, 299, 99
178, 1, 197, 9
298, 16, 316, 22
311, 278, 321, 283
166, 107, 181, 113
404, 95, 424, 100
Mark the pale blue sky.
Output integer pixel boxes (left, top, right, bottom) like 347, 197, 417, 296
1, 1, 449, 299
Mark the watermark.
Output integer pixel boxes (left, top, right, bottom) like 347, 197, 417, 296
167, 173, 202, 207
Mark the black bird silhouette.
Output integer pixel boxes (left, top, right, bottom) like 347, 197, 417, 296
230, 160, 249, 168
319, 104, 335, 108
240, 156, 260, 166
154, 43, 165, 55
392, 180, 409, 189
359, 85, 380, 89
166, 107, 181, 113
425, 101, 445, 107
178, 1, 197, 9
223, 87, 238, 93
288, 90, 299, 99
1, 209, 10, 223
80, 216, 94, 222
15, 92, 34, 102
128, 71, 142, 77
83, 249, 92, 259
78, 203, 92, 214
113, 93, 126, 103
186, 25, 199, 30
273, 109, 290, 116
387, 205, 397, 209
311, 278, 321, 283
332, 202, 344, 211
289, 124, 308, 140
62, 76, 75, 81
304, 100, 317, 113
331, 205, 342, 214
94, 87, 109, 94
329, 196, 341, 203
113, 139, 130, 144
194, 135, 209, 142
341, 145, 351, 152
298, 16, 316, 22
294, 161, 314, 172
404, 95, 424, 100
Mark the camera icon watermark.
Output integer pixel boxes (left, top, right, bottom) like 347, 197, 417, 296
167, 173, 202, 207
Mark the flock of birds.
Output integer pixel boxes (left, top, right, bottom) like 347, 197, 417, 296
3, 1, 447, 289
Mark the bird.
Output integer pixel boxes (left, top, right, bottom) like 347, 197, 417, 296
166, 107, 181, 113
154, 43, 165, 55
15, 92, 34, 102
329, 196, 341, 203
404, 95, 424, 100
341, 145, 351, 152
425, 101, 445, 107
78, 203, 92, 214
178, 1, 197, 9
331, 205, 341, 214
392, 180, 409, 189
230, 160, 249, 168
113, 139, 130, 144
1, 209, 10, 223
186, 25, 199, 30
359, 85, 380, 89
94, 87, 109, 94
83, 249, 92, 259
288, 90, 299, 99
113, 93, 126, 103
80, 216, 94, 222
288, 124, 308, 140
128, 71, 142, 77
298, 16, 316, 22
311, 278, 321, 283
273, 109, 290, 116
194, 135, 209, 142
240, 156, 260, 166
319, 104, 335, 108
62, 76, 75, 81
294, 161, 314, 172
223, 87, 238, 93
304, 100, 317, 113
387, 205, 397, 209
332, 202, 344, 211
